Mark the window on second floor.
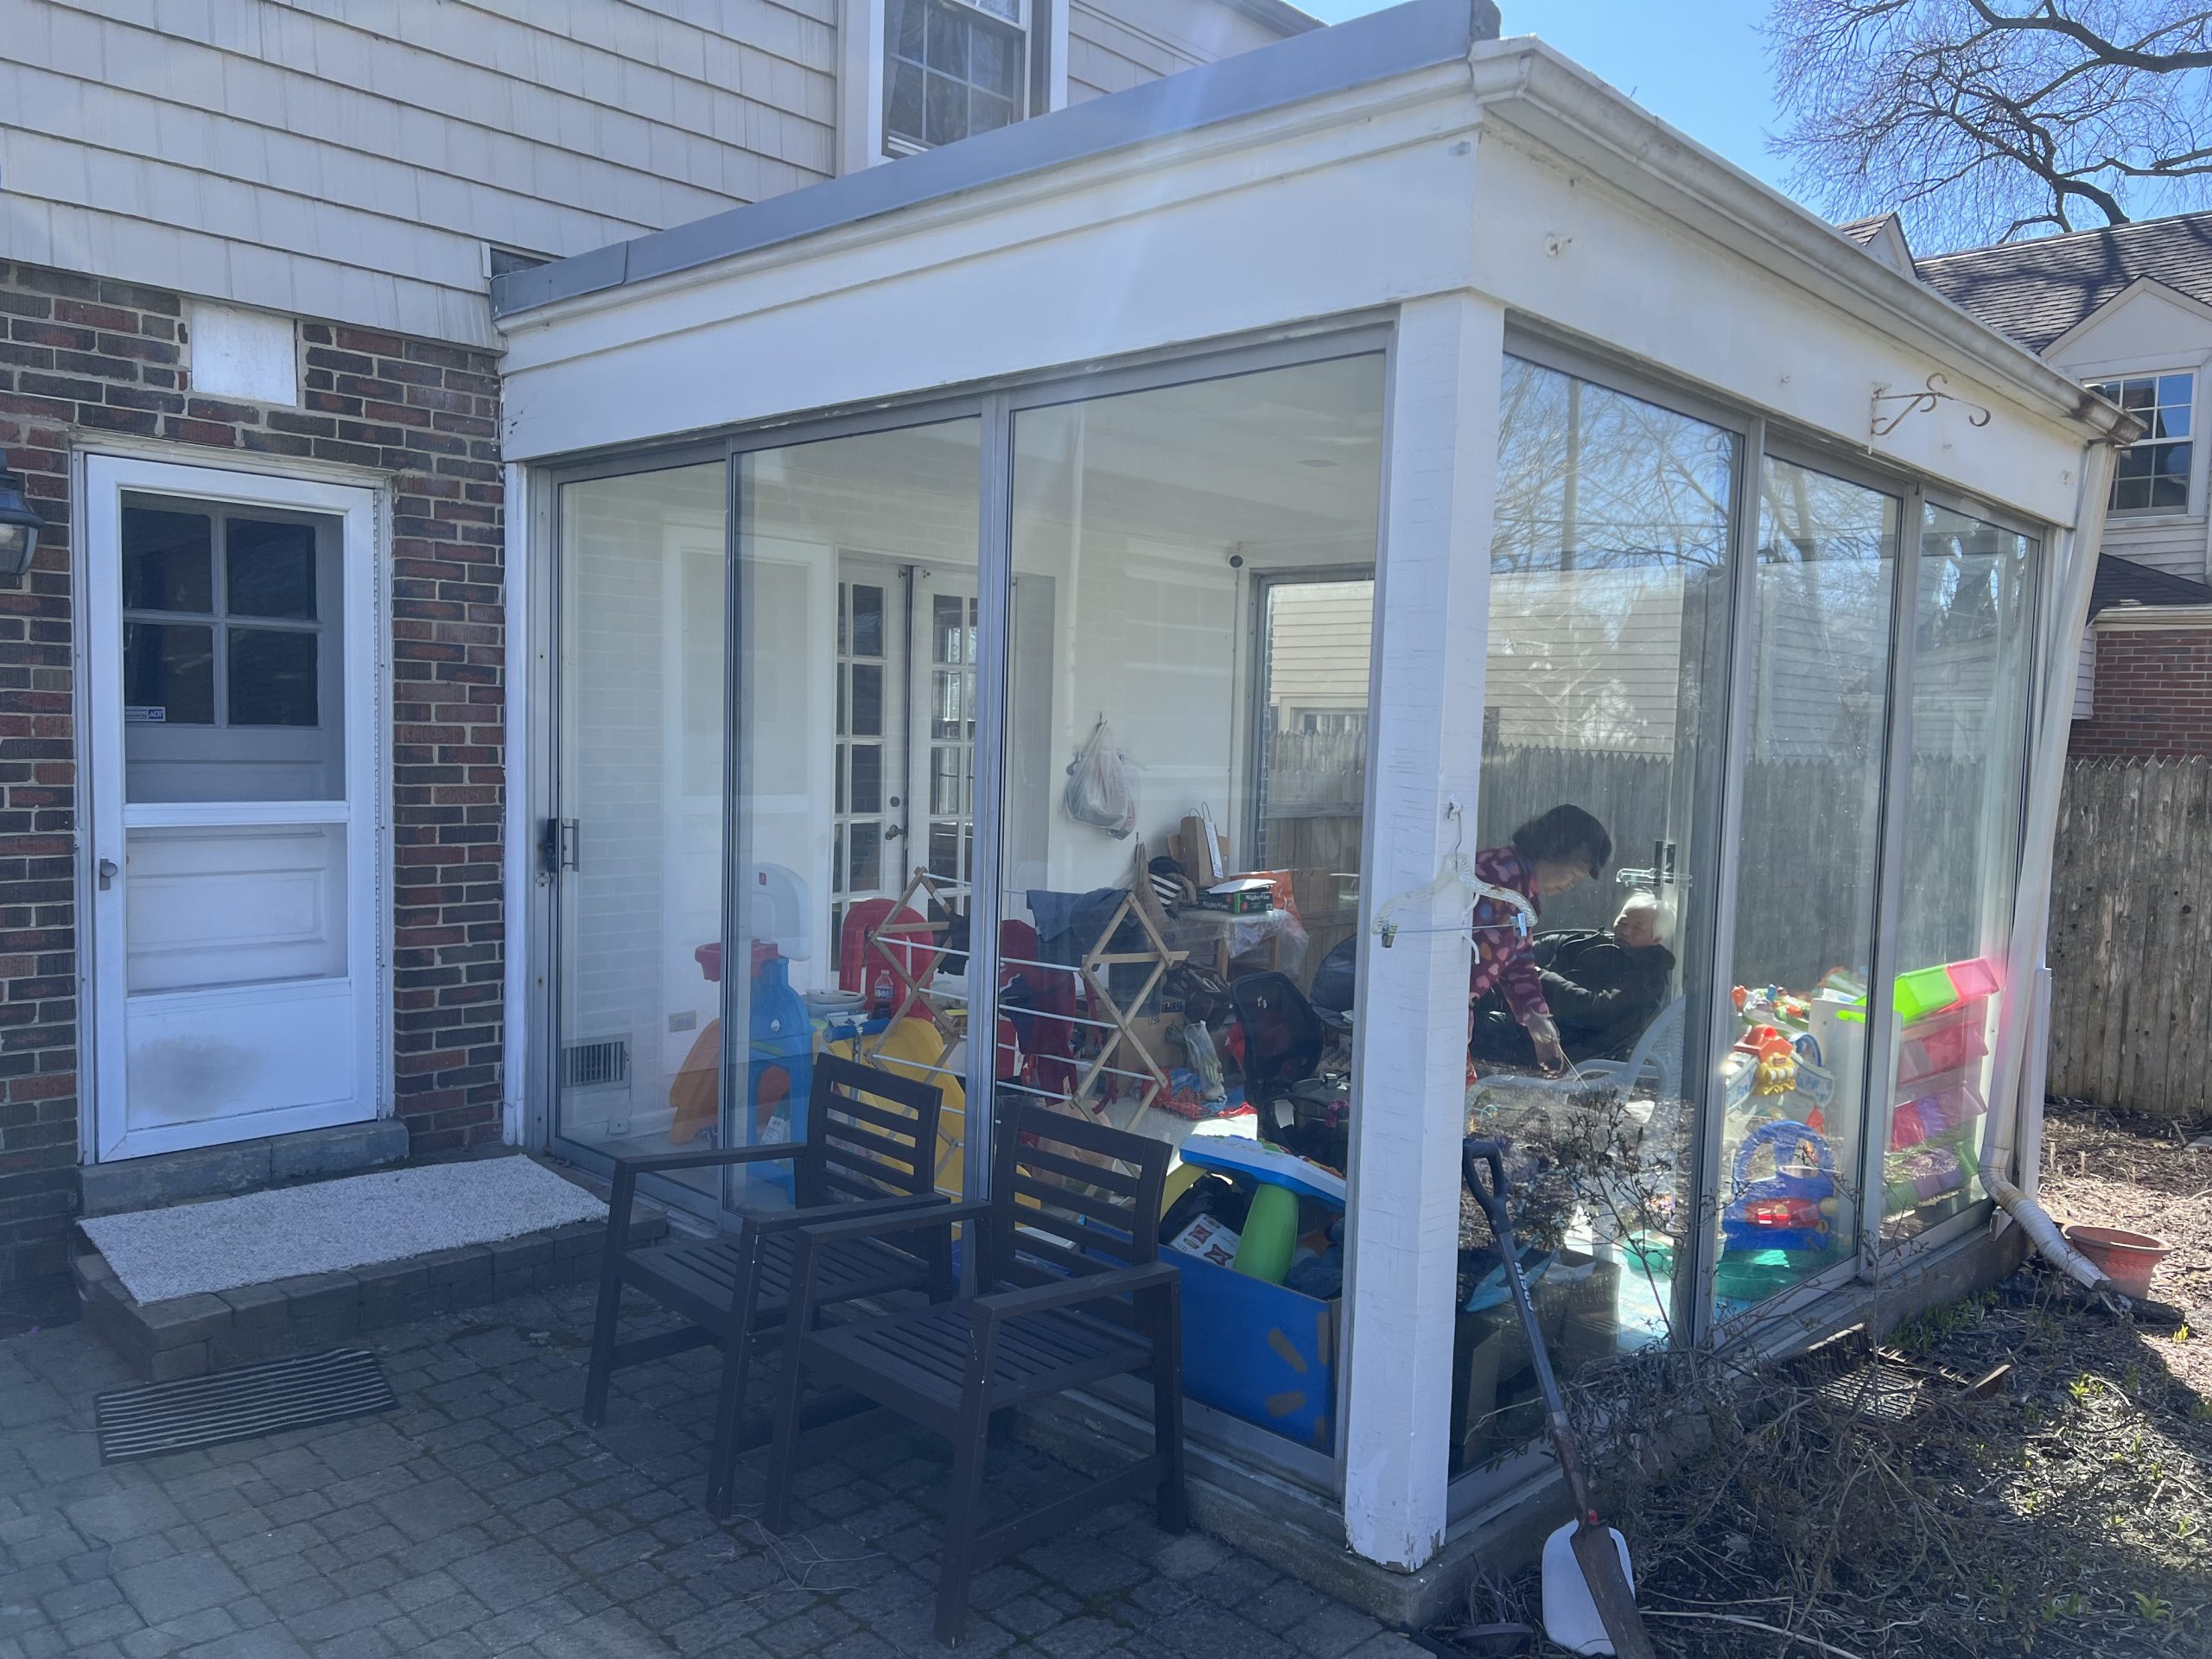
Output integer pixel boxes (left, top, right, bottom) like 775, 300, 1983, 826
2089, 372, 2194, 513
885, 0, 1033, 154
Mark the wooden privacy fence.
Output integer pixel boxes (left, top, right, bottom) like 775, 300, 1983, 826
2047, 758, 2212, 1120
1263, 741, 2211, 1116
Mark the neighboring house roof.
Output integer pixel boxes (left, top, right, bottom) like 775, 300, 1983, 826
1916, 211, 2212, 353
2088, 552, 2212, 620
1837, 213, 1915, 276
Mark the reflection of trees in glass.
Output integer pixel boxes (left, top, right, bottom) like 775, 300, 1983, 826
1494, 359, 1732, 575
1752, 462, 1898, 763
1490, 359, 1733, 753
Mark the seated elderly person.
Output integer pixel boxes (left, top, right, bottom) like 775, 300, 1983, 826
1469, 892, 1675, 1070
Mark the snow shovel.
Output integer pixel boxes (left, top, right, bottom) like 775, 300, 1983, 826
1461, 1136, 1655, 1659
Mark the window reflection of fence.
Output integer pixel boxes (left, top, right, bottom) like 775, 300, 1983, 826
1263, 735, 2012, 1005
1476, 745, 1991, 992
1260, 726, 1365, 976
2048, 757, 2212, 1120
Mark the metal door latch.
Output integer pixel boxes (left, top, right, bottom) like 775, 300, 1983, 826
539, 818, 580, 874
97, 857, 118, 891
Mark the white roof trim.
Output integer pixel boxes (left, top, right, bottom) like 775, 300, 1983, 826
1465, 39, 2134, 444
2093, 603, 2212, 631
2042, 274, 2212, 360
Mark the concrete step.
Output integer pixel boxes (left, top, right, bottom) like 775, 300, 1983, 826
80, 1119, 413, 1217
73, 1158, 669, 1381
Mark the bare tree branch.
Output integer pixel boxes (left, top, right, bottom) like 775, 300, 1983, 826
1769, 0, 2212, 246
1964, 0, 2212, 69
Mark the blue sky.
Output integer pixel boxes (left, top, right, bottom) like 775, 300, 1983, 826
1300, 0, 1790, 194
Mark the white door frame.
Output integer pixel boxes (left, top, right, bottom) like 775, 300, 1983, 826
81, 451, 385, 1162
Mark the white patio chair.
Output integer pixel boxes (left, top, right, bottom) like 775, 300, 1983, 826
1487, 995, 1687, 1103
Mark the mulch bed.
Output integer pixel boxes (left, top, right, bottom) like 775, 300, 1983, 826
1432, 1102, 2212, 1659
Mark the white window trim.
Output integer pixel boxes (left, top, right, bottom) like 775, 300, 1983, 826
840, 0, 1068, 175
2084, 363, 2200, 521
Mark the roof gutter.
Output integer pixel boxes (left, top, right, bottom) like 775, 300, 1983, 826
1466, 41, 2136, 443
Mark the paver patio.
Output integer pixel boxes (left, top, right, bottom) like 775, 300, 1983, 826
0, 1283, 1418, 1659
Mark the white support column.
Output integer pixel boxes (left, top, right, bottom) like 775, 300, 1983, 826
1341, 291, 1503, 1572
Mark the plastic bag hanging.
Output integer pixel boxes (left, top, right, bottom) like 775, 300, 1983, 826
1064, 716, 1139, 838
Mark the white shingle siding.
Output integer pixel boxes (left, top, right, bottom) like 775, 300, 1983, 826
8, 0, 835, 346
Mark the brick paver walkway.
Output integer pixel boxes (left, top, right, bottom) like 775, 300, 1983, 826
0, 1284, 1414, 1658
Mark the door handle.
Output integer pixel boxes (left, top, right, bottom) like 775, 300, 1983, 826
97, 857, 118, 892
539, 818, 581, 875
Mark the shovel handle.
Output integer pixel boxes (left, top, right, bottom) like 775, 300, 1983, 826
1462, 1136, 1510, 1234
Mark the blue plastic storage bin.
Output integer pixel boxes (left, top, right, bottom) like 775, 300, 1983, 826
1171, 1249, 1338, 1453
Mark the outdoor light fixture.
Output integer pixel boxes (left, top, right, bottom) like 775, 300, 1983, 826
0, 452, 48, 579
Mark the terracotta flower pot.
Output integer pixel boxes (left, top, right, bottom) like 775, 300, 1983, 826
2061, 1224, 2169, 1300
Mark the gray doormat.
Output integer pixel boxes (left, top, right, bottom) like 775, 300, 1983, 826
97, 1347, 396, 1464
80, 1156, 607, 1303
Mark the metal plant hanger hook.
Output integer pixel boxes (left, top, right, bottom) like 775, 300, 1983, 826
1870, 372, 1993, 439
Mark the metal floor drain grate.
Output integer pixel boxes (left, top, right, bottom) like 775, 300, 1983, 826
96, 1348, 397, 1464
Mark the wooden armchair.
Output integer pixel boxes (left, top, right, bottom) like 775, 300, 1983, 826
582, 1055, 948, 1516
763, 1102, 1183, 1644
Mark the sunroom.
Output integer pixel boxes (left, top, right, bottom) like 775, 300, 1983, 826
488, 0, 2126, 1611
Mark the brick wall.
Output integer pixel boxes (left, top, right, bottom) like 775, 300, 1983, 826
2071, 626, 2212, 760
0, 257, 506, 1286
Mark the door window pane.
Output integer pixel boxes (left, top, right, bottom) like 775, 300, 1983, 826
120, 495, 345, 804
1883, 507, 2037, 1244
227, 629, 320, 727
124, 623, 216, 724
226, 520, 318, 619
741, 420, 982, 1201
1711, 460, 1901, 1319
556, 462, 729, 1201
124, 509, 214, 613
1465, 358, 1734, 1472
999, 354, 1384, 1454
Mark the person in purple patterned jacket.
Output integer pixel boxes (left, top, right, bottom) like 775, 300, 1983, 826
1468, 804, 1612, 1076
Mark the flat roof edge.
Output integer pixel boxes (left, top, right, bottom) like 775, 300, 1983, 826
1466, 39, 2136, 442
491, 0, 1491, 321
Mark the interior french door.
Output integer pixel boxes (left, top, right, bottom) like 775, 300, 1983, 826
830, 556, 978, 957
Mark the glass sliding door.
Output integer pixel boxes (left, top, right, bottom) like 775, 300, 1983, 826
735, 420, 982, 1202
1708, 458, 1902, 1318
555, 462, 730, 1198
1880, 505, 2038, 1244
1460, 357, 1736, 1475
995, 353, 1385, 1457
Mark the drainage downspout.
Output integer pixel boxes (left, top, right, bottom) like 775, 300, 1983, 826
1983, 423, 2126, 1298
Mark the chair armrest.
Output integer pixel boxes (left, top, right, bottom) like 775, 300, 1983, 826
972, 1260, 1180, 1330
784, 1200, 991, 1344
792, 1198, 993, 1251
613, 1141, 807, 1177
738, 1191, 948, 1236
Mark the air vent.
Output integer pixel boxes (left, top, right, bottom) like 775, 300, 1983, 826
563, 1038, 629, 1089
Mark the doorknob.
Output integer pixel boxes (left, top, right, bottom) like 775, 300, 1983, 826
97, 857, 118, 891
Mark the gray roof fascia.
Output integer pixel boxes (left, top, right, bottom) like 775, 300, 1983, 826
490, 0, 1484, 321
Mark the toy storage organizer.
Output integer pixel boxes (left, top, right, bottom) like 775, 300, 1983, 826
1880, 960, 1997, 1232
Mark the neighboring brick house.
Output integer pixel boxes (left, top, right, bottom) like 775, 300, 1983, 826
2069, 554, 2212, 758
1914, 211, 2212, 756
0, 0, 1310, 1300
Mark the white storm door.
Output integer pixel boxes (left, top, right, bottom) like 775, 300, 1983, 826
86, 455, 382, 1162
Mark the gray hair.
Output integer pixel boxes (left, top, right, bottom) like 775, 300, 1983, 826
1616, 890, 1674, 940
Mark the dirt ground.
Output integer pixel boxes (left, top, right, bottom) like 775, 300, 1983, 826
1435, 1103, 2212, 1659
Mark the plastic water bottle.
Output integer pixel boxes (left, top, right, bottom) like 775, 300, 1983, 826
1541, 1519, 1635, 1656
